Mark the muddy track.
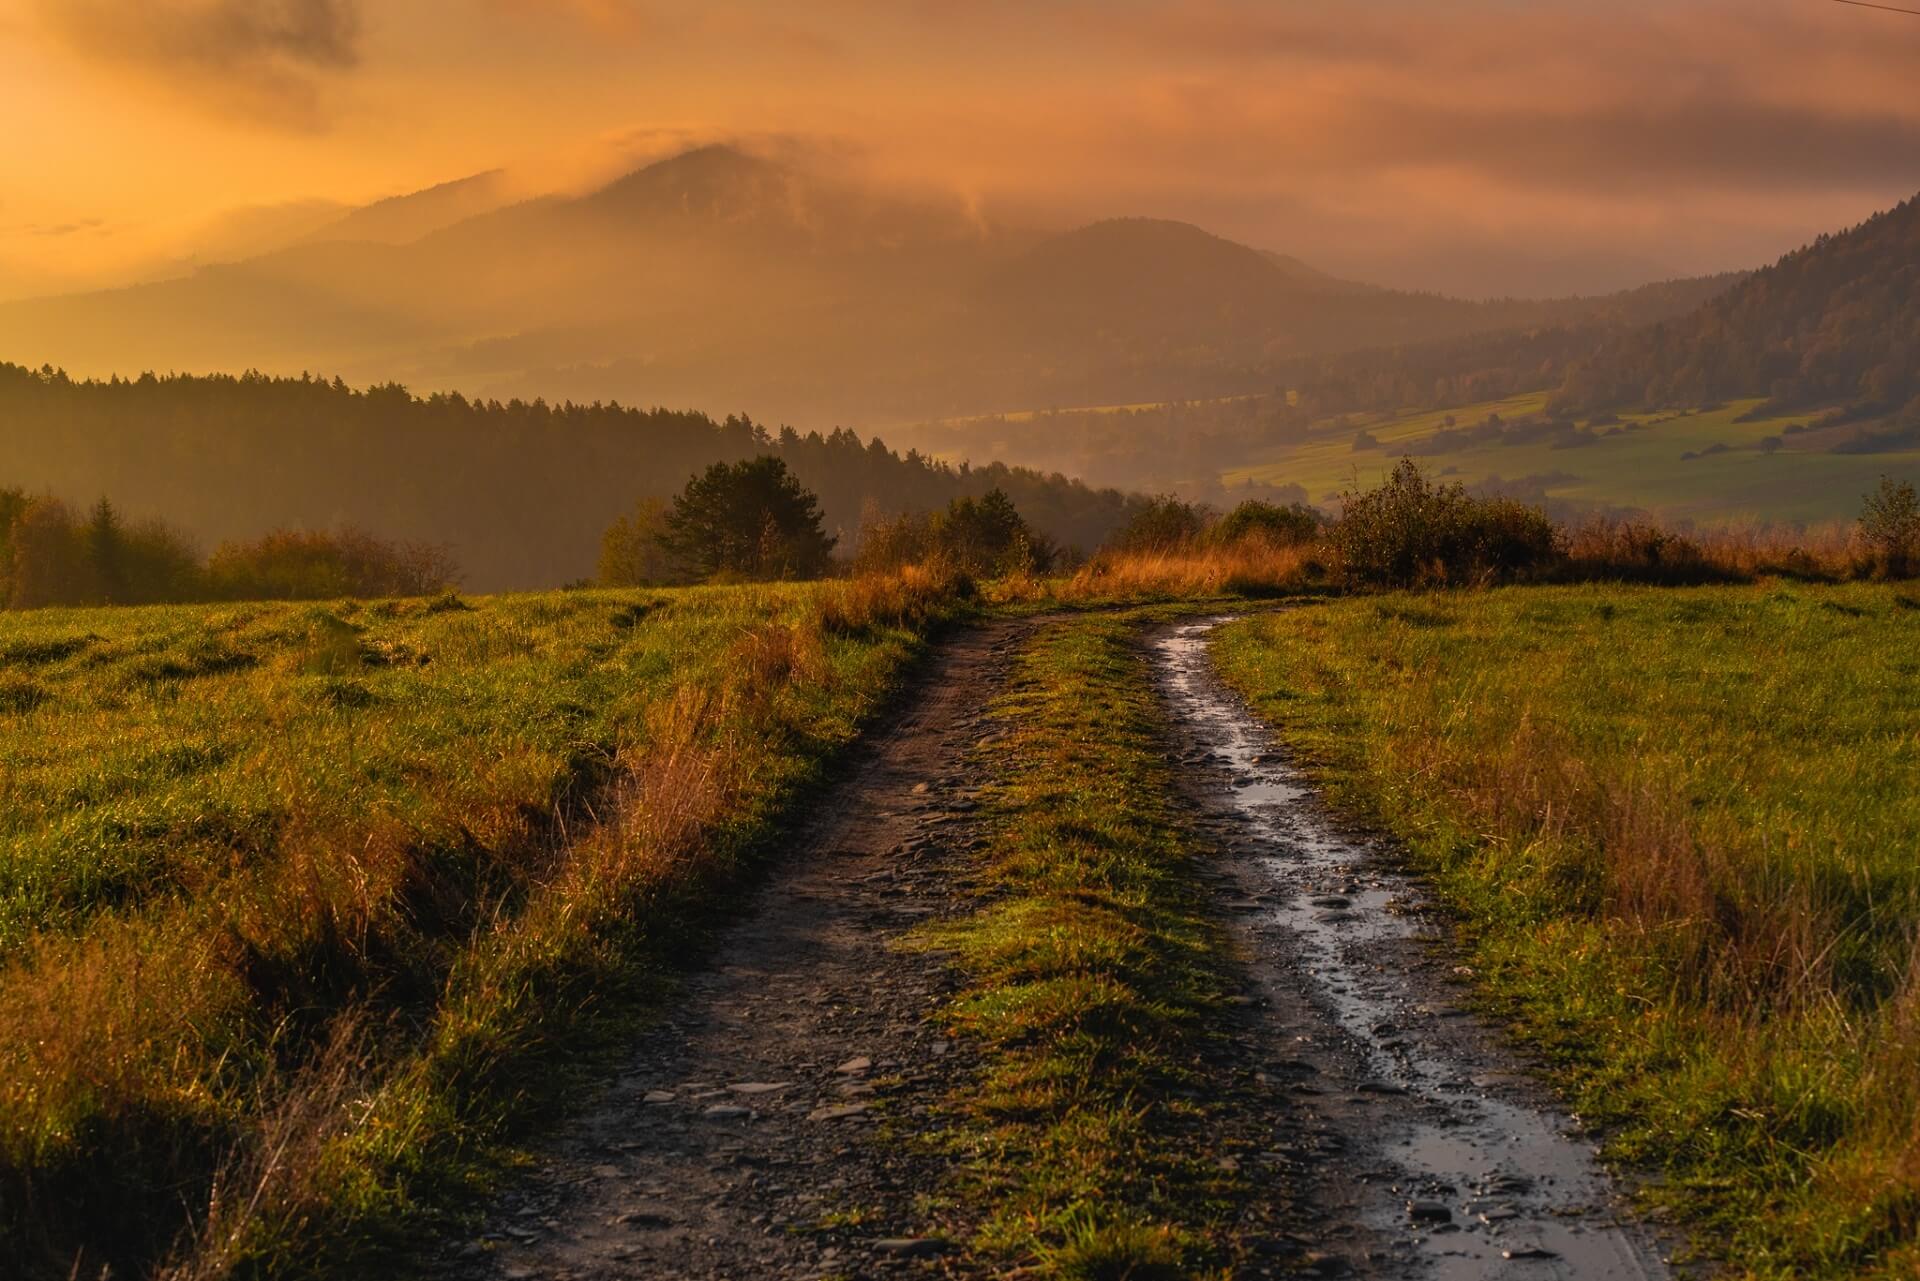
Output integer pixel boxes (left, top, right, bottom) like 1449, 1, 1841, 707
438, 612, 1687, 1281
439, 618, 1038, 1281
1152, 617, 1686, 1280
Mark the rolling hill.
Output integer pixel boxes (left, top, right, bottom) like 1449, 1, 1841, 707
0, 146, 1734, 427
1555, 191, 1920, 427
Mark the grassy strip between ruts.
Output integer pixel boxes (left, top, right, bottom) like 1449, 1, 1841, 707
0, 569, 967, 1281
1211, 582, 1920, 1280
915, 613, 1251, 1280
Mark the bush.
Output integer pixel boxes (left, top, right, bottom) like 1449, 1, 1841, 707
1211, 500, 1321, 548
851, 489, 1053, 578
1858, 475, 1920, 578
1107, 497, 1212, 553
207, 529, 458, 600
1330, 458, 1562, 586
598, 497, 677, 586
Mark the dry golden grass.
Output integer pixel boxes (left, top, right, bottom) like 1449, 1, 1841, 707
0, 573, 959, 1281
1563, 516, 1865, 583
1045, 539, 1318, 603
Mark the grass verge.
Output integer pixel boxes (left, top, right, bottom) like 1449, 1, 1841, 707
1212, 582, 1920, 1279
918, 614, 1251, 1279
0, 568, 966, 1280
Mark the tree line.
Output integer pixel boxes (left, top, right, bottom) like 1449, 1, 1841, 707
0, 489, 455, 609
0, 365, 1145, 592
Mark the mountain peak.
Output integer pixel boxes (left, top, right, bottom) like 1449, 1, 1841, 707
586, 144, 793, 213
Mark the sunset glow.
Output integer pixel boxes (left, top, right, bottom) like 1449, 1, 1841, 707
5, 0, 1917, 301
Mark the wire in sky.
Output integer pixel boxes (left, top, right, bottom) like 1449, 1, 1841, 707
1831, 0, 1920, 16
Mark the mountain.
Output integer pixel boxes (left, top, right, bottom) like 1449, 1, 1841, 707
0, 145, 1735, 426
1555, 193, 1920, 419
301, 170, 514, 246
1260, 249, 1379, 295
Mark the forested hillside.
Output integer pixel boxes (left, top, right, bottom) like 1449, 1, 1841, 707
897, 279, 1741, 501
0, 364, 1140, 590
1555, 193, 1920, 421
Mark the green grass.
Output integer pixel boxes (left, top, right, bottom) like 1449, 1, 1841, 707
0, 578, 958, 1280
1212, 582, 1920, 1278
917, 614, 1250, 1278
1225, 394, 1917, 524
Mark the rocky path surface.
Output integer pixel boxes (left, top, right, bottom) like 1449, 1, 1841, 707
1152, 617, 1684, 1281
441, 619, 1036, 1281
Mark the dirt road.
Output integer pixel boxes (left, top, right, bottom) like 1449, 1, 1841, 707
1153, 618, 1679, 1280
441, 614, 1681, 1280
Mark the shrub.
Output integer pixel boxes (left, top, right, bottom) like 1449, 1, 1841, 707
598, 497, 678, 587
1210, 500, 1321, 548
851, 489, 1054, 579
1329, 458, 1562, 586
207, 529, 457, 601
1107, 497, 1212, 554
1858, 475, 1920, 578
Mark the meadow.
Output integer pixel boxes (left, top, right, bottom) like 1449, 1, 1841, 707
1213, 583, 1920, 1278
1224, 393, 1917, 525
0, 573, 959, 1280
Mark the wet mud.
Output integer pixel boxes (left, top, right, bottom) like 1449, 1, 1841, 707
1154, 617, 1682, 1280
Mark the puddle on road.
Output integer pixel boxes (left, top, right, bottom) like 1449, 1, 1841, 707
1156, 619, 1669, 1281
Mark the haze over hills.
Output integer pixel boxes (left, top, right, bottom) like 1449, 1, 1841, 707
297, 170, 515, 247
0, 145, 1737, 429
895, 188, 1920, 527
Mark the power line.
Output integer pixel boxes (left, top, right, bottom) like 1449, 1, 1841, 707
1832, 0, 1920, 16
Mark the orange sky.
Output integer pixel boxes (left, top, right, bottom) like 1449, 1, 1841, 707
4, 0, 1919, 298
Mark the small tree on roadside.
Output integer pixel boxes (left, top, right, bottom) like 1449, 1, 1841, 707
1330, 457, 1561, 586
83, 497, 129, 605
5, 498, 86, 608
1858, 474, 1920, 578
1108, 496, 1212, 553
598, 496, 677, 586
1212, 500, 1322, 548
658, 457, 835, 581
929, 488, 1053, 575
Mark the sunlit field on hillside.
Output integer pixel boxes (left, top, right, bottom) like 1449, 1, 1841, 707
1226, 394, 1917, 525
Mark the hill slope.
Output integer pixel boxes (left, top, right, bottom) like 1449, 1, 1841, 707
0, 147, 1733, 426
0, 364, 1143, 589
1556, 193, 1920, 420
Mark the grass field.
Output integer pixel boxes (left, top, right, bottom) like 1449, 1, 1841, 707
1225, 394, 1917, 526
1213, 583, 1920, 1278
0, 576, 958, 1280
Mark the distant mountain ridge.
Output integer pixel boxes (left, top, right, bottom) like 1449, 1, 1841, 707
0, 145, 1739, 426
301, 170, 513, 246
1555, 192, 1920, 418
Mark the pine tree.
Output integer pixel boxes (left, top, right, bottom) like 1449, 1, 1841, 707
83, 496, 129, 605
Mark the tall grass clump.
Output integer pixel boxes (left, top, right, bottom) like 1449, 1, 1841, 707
0, 571, 960, 1280
1213, 582, 1920, 1278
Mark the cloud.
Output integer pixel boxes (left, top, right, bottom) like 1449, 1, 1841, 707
38, 0, 363, 130
28, 219, 108, 237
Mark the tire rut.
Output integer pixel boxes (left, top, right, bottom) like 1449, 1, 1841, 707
1151, 616, 1691, 1281
438, 619, 1036, 1281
